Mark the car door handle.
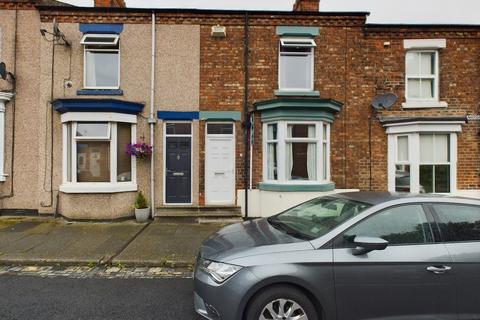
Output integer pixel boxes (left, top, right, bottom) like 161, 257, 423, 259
427, 265, 452, 274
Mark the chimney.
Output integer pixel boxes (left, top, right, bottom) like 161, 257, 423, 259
94, 0, 126, 8
293, 0, 319, 12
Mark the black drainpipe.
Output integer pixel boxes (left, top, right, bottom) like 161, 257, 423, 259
243, 12, 250, 219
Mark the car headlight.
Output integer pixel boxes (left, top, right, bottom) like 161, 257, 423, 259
200, 259, 242, 283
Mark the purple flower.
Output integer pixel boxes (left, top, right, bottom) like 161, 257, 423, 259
126, 141, 153, 159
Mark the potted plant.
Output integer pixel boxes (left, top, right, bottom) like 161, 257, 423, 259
126, 141, 153, 160
134, 191, 150, 223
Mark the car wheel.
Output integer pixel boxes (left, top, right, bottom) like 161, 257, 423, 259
245, 285, 318, 320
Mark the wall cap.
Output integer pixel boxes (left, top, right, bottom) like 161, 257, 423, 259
404, 38, 446, 49
258, 182, 335, 192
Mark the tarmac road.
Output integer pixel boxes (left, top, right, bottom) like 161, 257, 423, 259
0, 275, 204, 320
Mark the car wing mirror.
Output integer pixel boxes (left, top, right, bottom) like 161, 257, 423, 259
352, 236, 389, 256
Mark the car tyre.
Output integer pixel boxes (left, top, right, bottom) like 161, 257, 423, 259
245, 285, 318, 320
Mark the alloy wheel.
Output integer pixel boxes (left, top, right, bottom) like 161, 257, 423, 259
259, 298, 308, 320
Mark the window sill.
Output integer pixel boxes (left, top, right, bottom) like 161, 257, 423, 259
77, 89, 124, 96
275, 90, 320, 97
402, 101, 448, 109
258, 182, 335, 192
59, 182, 137, 194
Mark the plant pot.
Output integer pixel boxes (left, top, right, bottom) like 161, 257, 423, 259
135, 207, 150, 223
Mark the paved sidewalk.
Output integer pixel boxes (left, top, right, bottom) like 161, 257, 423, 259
0, 217, 227, 269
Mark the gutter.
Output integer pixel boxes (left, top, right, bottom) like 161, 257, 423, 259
149, 11, 157, 219
243, 12, 250, 219
34, 5, 370, 17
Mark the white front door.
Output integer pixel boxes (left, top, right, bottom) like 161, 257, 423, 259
205, 123, 235, 205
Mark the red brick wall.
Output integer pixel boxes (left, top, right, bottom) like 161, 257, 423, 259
196, 19, 480, 193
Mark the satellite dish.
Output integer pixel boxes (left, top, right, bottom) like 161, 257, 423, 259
371, 92, 397, 110
0, 62, 6, 80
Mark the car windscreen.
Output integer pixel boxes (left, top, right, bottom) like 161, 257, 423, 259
268, 196, 372, 240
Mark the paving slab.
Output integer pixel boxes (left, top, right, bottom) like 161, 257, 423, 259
0, 217, 145, 265
112, 222, 227, 268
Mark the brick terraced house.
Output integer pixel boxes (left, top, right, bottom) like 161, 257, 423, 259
0, 0, 478, 220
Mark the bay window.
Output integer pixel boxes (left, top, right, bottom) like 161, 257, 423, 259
60, 113, 136, 193
386, 121, 461, 194
263, 121, 330, 184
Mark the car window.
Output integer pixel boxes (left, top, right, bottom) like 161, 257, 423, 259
269, 196, 372, 240
337, 205, 434, 248
432, 204, 480, 242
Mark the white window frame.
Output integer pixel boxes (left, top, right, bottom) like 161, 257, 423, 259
80, 34, 119, 46
74, 122, 111, 140
266, 123, 279, 181
405, 50, 439, 102
278, 38, 315, 92
402, 39, 447, 109
82, 34, 121, 90
386, 121, 463, 194
419, 134, 452, 194
0, 93, 14, 182
163, 121, 194, 206
60, 112, 137, 193
394, 135, 412, 192
262, 120, 330, 185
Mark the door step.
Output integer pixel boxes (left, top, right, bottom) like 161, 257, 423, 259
155, 206, 243, 223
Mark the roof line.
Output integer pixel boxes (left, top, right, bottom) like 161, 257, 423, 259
366, 23, 480, 29
35, 5, 370, 17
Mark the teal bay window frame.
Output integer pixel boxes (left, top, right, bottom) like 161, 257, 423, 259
255, 97, 342, 192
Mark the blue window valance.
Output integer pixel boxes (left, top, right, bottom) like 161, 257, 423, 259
79, 23, 124, 34
53, 99, 144, 115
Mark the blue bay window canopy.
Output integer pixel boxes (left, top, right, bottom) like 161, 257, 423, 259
52, 99, 144, 115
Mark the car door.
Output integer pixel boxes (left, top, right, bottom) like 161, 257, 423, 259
430, 203, 480, 320
333, 204, 457, 320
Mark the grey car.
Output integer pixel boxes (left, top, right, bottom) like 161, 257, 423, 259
194, 192, 480, 320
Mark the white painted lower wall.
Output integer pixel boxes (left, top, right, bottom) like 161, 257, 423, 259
455, 189, 480, 199
237, 189, 359, 218
237, 189, 480, 218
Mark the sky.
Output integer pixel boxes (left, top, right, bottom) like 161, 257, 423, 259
59, 0, 480, 25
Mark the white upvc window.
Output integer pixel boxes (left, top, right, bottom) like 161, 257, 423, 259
278, 38, 316, 92
386, 122, 461, 194
405, 50, 439, 101
82, 33, 120, 89
419, 134, 451, 193
60, 113, 137, 193
394, 135, 411, 192
263, 121, 330, 184
402, 39, 447, 109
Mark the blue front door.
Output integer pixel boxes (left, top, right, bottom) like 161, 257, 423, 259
165, 136, 191, 204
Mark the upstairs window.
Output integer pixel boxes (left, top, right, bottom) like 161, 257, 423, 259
405, 50, 438, 101
81, 34, 120, 89
278, 38, 316, 92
